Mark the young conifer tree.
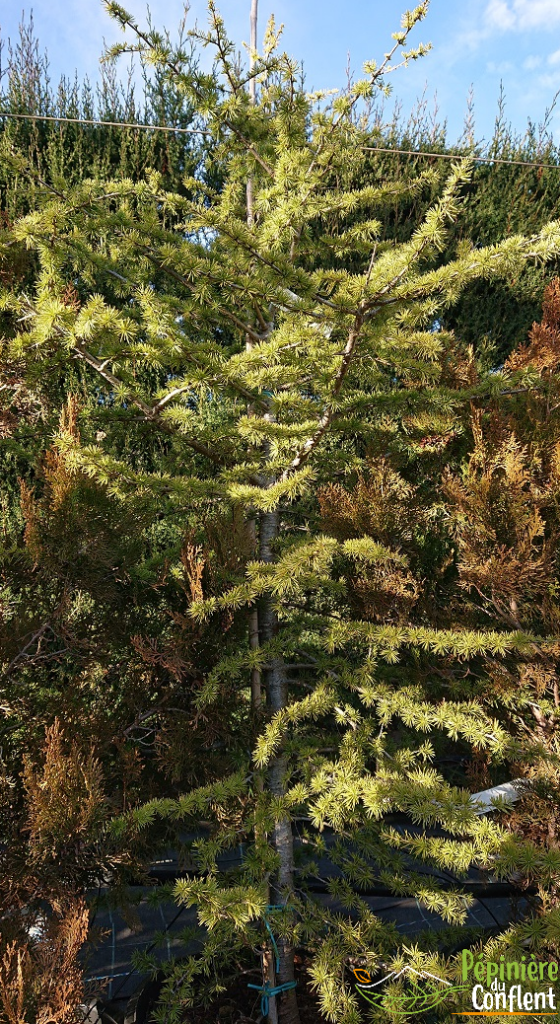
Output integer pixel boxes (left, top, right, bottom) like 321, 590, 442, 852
5, 3, 560, 1021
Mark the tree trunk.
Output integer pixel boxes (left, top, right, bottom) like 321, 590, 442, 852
246, 0, 261, 707
246, 5, 298, 1019
260, 510, 301, 1024
247, 518, 263, 708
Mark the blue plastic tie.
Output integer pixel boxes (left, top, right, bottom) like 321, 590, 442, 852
263, 917, 280, 973
248, 981, 298, 1017
248, 905, 298, 1016
264, 904, 285, 973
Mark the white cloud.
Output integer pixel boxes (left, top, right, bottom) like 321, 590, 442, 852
535, 69, 560, 88
523, 55, 543, 70
483, 0, 560, 32
484, 0, 516, 30
486, 59, 514, 73
515, 0, 560, 29
548, 48, 560, 65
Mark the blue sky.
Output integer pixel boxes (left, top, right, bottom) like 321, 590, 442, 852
2, 0, 560, 145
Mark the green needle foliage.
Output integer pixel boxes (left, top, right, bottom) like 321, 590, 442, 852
4, 2, 560, 1022
343, 105, 560, 363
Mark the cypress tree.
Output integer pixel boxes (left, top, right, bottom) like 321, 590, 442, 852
0, 11, 209, 218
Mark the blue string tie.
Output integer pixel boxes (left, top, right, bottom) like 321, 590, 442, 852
248, 981, 298, 1018
263, 903, 285, 972
248, 904, 298, 1016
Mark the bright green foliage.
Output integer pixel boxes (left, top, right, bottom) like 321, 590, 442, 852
351, 91, 560, 361
4, 3, 560, 1022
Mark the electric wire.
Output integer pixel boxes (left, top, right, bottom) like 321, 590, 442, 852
360, 144, 560, 170
1, 109, 560, 171
0, 110, 210, 135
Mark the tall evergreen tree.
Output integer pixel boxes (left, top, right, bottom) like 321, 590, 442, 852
5, 2, 560, 1022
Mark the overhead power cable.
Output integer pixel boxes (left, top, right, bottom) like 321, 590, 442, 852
1, 109, 560, 171
0, 110, 210, 135
361, 144, 560, 170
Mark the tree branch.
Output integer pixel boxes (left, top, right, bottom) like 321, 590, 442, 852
283, 313, 364, 477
